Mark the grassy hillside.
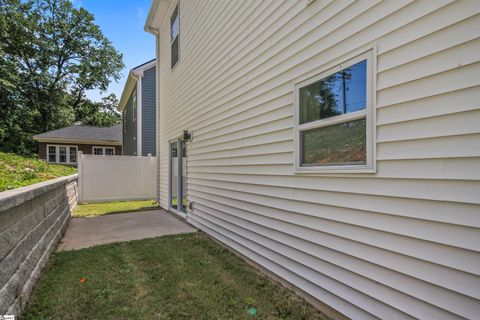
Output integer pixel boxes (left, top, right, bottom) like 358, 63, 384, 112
0, 152, 77, 192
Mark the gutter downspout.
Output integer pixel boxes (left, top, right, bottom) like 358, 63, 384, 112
146, 25, 161, 204
154, 30, 160, 205
134, 73, 142, 156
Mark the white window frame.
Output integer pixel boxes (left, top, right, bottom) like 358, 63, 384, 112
69, 146, 78, 163
92, 146, 115, 156
47, 145, 57, 163
294, 49, 376, 174
104, 147, 115, 156
46, 144, 78, 164
92, 146, 103, 155
170, 3, 180, 70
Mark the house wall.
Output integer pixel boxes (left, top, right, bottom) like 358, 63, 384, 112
154, 1, 480, 319
141, 65, 157, 156
38, 142, 121, 160
123, 88, 138, 155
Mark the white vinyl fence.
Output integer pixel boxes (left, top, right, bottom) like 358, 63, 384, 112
77, 151, 157, 203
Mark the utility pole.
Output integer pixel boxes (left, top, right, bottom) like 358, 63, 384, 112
342, 70, 347, 114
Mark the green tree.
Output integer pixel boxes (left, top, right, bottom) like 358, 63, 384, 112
76, 93, 122, 127
0, 0, 124, 155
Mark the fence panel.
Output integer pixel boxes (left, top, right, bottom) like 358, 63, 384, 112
78, 152, 156, 203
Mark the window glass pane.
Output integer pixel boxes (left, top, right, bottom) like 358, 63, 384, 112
170, 142, 178, 209
171, 36, 179, 69
59, 146, 67, 163
69, 147, 77, 163
171, 143, 177, 157
301, 119, 366, 166
105, 148, 114, 156
170, 6, 179, 40
181, 140, 186, 213
48, 146, 56, 162
170, 5, 179, 69
300, 60, 366, 124
93, 148, 103, 155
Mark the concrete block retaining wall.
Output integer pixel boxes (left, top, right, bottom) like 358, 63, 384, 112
0, 174, 78, 316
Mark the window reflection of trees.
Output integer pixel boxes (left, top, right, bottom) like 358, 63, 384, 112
300, 60, 366, 124
300, 72, 342, 123
299, 60, 367, 166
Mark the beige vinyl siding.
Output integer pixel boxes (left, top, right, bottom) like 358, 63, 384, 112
154, 0, 480, 318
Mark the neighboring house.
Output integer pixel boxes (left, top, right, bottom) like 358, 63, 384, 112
33, 124, 122, 165
145, 1, 480, 319
118, 59, 157, 156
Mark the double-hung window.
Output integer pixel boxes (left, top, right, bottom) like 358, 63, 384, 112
48, 146, 57, 163
59, 146, 67, 163
294, 51, 374, 173
47, 145, 77, 164
69, 147, 77, 162
93, 146, 115, 156
170, 4, 180, 69
93, 147, 103, 155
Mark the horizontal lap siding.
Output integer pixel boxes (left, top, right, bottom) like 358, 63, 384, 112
142, 66, 157, 156
123, 90, 137, 155
156, 0, 480, 318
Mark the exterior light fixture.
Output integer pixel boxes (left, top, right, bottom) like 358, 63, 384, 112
183, 130, 192, 141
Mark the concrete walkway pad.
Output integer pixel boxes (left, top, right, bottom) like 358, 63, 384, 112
57, 209, 196, 251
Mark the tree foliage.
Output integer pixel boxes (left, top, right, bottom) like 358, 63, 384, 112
0, 0, 124, 155
75, 94, 121, 127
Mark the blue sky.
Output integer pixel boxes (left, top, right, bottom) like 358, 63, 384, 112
72, 0, 156, 102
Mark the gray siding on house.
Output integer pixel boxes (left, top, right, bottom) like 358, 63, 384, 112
141, 66, 157, 156
123, 89, 137, 155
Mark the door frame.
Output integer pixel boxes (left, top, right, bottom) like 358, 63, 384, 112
168, 136, 187, 218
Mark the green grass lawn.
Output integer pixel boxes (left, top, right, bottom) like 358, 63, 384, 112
171, 196, 187, 207
73, 200, 159, 217
24, 233, 329, 320
0, 152, 77, 192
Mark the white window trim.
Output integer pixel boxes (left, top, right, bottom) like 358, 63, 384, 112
293, 49, 376, 174
92, 146, 115, 156
46, 144, 78, 164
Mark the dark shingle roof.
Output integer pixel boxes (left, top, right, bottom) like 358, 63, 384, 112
133, 58, 156, 70
33, 124, 122, 143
